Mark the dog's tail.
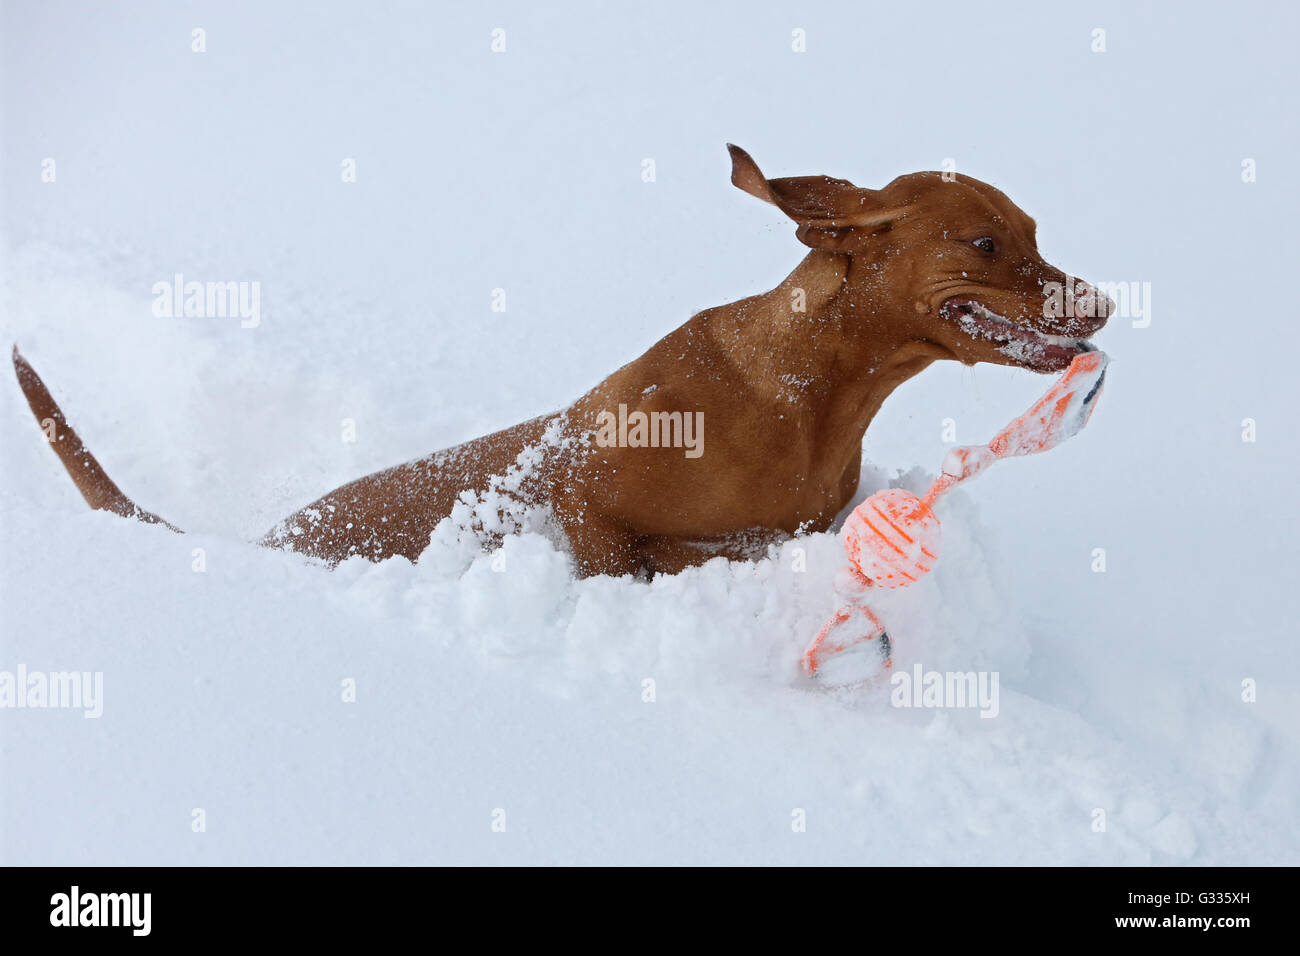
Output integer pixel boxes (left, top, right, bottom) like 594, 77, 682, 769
12, 345, 181, 532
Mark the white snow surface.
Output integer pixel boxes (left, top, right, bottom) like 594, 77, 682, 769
2, 0, 1298, 865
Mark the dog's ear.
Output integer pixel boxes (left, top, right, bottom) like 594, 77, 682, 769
727, 144, 902, 250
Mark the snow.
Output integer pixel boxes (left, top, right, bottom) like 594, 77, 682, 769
2, 0, 1298, 864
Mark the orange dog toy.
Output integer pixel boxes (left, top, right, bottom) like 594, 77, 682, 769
804, 349, 1109, 685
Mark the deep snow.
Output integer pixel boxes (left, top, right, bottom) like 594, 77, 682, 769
2, 0, 1298, 864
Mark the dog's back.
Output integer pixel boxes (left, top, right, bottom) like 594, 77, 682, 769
261, 415, 556, 564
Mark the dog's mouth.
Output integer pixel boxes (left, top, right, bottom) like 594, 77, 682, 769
940, 297, 1096, 373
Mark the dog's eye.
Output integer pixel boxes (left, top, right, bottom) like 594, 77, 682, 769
972, 237, 997, 254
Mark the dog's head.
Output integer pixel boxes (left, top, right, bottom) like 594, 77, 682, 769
728, 145, 1112, 373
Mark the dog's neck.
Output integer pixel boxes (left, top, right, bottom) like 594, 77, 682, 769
708, 250, 945, 444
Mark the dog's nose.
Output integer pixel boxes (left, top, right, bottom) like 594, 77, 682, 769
1072, 281, 1114, 324
1089, 290, 1116, 321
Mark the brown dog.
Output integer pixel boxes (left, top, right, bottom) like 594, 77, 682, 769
14, 145, 1112, 577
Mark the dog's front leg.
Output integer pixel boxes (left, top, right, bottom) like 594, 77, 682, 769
554, 503, 643, 579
